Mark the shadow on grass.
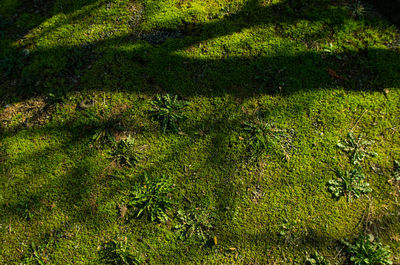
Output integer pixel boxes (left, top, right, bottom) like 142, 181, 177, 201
0, 0, 399, 262
1, 0, 399, 103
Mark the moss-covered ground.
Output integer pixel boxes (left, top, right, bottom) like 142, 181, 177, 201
1, 0, 399, 263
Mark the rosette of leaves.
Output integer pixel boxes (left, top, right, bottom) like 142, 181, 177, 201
342, 234, 392, 265
128, 174, 174, 223
82, 109, 122, 145
110, 136, 140, 167
337, 133, 377, 165
99, 238, 143, 265
243, 119, 290, 160
327, 167, 372, 201
306, 251, 330, 265
150, 94, 188, 133
174, 207, 214, 243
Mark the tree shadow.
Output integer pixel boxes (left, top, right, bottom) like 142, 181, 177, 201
1, 0, 398, 104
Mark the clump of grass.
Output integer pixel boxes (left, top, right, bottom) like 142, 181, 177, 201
327, 167, 372, 202
82, 108, 123, 146
99, 238, 143, 265
243, 118, 290, 160
306, 251, 330, 265
128, 173, 174, 223
109, 136, 141, 168
342, 234, 392, 265
174, 207, 215, 244
337, 132, 377, 165
150, 94, 188, 133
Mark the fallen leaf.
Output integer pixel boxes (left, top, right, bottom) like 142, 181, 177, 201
120, 205, 128, 218
213, 236, 218, 245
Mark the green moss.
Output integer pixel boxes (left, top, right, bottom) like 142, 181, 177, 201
1, 0, 400, 263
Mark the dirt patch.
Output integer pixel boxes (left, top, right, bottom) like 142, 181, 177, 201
0, 97, 53, 131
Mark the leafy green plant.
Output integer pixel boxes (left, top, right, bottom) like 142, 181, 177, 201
243, 119, 290, 160
128, 174, 174, 223
337, 133, 377, 165
82, 109, 122, 145
99, 238, 143, 265
306, 251, 330, 265
342, 234, 392, 265
349, 0, 366, 19
109, 136, 141, 167
327, 167, 372, 201
150, 94, 188, 133
174, 207, 214, 243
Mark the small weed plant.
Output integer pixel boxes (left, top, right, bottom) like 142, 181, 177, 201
99, 238, 143, 265
128, 174, 174, 223
327, 167, 372, 201
110, 136, 140, 167
337, 133, 377, 165
243, 119, 290, 160
81, 108, 122, 146
306, 251, 330, 265
150, 94, 188, 133
342, 234, 392, 265
174, 207, 214, 244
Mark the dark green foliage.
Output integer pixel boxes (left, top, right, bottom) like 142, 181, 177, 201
150, 94, 188, 133
342, 234, 392, 265
15, 196, 40, 220
0, 51, 25, 78
174, 207, 215, 243
306, 251, 330, 265
327, 167, 372, 202
254, 65, 291, 93
128, 174, 174, 223
392, 160, 400, 181
337, 133, 378, 165
109, 137, 140, 168
82, 108, 122, 146
99, 239, 143, 265
243, 119, 290, 160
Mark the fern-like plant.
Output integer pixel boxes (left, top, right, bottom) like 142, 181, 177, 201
337, 133, 377, 165
128, 174, 174, 223
342, 234, 392, 265
327, 167, 372, 202
150, 94, 188, 133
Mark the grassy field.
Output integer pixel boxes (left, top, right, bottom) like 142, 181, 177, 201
1, 0, 399, 264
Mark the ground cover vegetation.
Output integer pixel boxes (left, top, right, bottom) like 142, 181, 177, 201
0, 0, 399, 263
